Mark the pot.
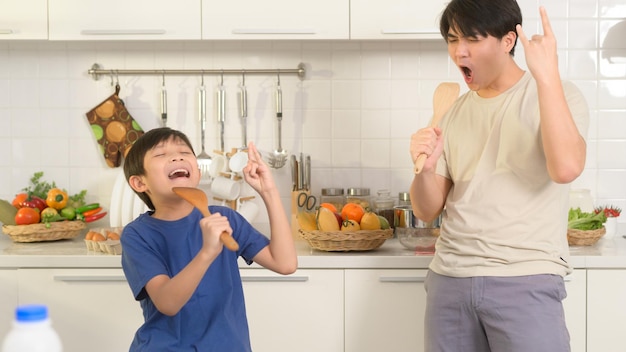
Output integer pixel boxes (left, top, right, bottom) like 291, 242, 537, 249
393, 205, 441, 228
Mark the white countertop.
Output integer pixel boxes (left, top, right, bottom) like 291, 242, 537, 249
2, 232, 626, 269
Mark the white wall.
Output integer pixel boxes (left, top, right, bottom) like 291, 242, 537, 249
0, 0, 625, 228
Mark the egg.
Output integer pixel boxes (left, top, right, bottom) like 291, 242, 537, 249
106, 231, 120, 240
85, 231, 99, 241
91, 233, 106, 242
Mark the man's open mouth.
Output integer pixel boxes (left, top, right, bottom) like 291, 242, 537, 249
461, 66, 473, 80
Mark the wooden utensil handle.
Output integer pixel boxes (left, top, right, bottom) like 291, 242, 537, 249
413, 154, 428, 174
220, 232, 239, 251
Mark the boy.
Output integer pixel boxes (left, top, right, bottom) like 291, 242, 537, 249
120, 127, 297, 351
409, 1, 589, 351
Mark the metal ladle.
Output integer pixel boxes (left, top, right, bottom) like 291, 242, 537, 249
268, 73, 288, 169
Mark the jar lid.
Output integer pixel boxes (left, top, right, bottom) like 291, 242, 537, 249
347, 188, 370, 196
321, 188, 344, 196
398, 192, 410, 201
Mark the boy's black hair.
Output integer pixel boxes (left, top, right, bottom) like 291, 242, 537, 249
123, 127, 196, 210
439, 0, 522, 56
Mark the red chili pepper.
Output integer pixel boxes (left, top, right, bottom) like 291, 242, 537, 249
81, 207, 103, 217
84, 211, 107, 223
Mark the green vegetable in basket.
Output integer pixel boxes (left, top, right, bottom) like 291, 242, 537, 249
568, 208, 606, 230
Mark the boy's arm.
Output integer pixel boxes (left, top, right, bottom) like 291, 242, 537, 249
242, 142, 297, 275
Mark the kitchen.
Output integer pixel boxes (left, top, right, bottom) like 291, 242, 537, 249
1, 0, 626, 351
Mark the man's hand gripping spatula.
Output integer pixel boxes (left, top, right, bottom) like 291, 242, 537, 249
172, 187, 240, 251
414, 82, 461, 174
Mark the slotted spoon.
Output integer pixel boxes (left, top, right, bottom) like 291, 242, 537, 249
414, 82, 461, 174
172, 187, 239, 251
197, 78, 212, 184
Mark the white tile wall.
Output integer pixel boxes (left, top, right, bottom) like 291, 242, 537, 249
0, 0, 625, 227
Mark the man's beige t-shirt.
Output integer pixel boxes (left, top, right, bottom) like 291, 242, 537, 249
430, 72, 589, 278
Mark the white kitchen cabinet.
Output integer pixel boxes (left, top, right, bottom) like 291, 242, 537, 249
0, 269, 18, 335
201, 0, 349, 40
587, 269, 626, 352
241, 268, 344, 352
0, 0, 48, 40
344, 269, 428, 352
48, 0, 201, 40
350, 0, 446, 40
563, 269, 586, 352
16, 268, 143, 352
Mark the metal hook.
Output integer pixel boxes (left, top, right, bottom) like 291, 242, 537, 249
200, 69, 204, 86
220, 70, 224, 86
115, 70, 120, 86
241, 70, 246, 86
162, 71, 166, 86
109, 70, 114, 86
277, 69, 281, 86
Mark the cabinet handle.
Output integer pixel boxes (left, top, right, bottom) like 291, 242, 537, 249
231, 29, 316, 35
379, 276, 426, 283
80, 29, 167, 36
241, 276, 309, 282
0, 29, 14, 34
380, 29, 439, 35
53, 275, 127, 282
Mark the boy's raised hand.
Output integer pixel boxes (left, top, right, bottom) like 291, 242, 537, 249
516, 6, 559, 83
242, 142, 276, 194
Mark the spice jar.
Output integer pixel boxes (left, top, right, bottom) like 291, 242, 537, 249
398, 192, 411, 207
374, 189, 395, 229
345, 188, 371, 210
320, 188, 345, 211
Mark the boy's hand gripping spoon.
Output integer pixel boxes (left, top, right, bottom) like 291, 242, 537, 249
172, 187, 240, 251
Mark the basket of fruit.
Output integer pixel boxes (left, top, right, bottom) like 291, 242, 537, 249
0, 172, 108, 243
567, 207, 607, 246
297, 202, 393, 251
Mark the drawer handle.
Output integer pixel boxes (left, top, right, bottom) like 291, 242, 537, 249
81, 29, 167, 36
379, 276, 426, 283
53, 275, 127, 282
241, 276, 309, 282
380, 29, 439, 35
0, 29, 14, 34
231, 29, 316, 35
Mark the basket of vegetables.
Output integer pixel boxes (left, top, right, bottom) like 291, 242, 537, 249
567, 207, 607, 246
297, 202, 393, 252
0, 172, 108, 243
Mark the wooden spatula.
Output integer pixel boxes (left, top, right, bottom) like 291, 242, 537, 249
172, 187, 240, 251
414, 82, 461, 174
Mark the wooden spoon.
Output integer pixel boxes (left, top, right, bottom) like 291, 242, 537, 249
172, 187, 240, 251
414, 82, 461, 174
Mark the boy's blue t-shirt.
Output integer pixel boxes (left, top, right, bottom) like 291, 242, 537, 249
120, 205, 270, 352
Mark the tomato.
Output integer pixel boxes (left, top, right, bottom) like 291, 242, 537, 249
319, 202, 338, 213
11, 193, 28, 209
341, 203, 365, 223
15, 207, 40, 225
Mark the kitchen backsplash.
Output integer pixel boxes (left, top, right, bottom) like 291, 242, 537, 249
0, 0, 625, 227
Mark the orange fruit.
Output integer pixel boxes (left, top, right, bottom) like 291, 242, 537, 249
341, 203, 365, 223
319, 203, 338, 213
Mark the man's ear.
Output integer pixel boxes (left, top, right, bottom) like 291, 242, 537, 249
128, 175, 147, 193
504, 30, 518, 53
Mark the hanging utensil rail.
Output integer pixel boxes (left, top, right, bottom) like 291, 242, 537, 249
87, 63, 307, 81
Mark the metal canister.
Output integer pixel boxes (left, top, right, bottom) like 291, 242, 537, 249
345, 188, 371, 209
320, 188, 345, 211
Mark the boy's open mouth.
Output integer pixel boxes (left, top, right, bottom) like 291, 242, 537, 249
168, 169, 190, 179
461, 66, 473, 82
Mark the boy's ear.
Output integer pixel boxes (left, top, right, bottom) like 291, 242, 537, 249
505, 30, 518, 53
128, 175, 147, 193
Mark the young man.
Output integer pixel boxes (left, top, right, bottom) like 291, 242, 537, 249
120, 127, 297, 351
409, 1, 589, 351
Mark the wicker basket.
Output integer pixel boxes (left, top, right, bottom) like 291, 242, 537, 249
299, 228, 393, 252
567, 227, 606, 246
2, 221, 86, 243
